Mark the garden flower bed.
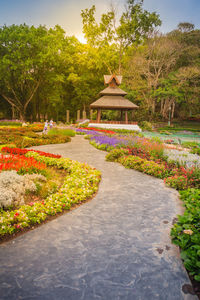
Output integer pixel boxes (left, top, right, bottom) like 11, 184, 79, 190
171, 189, 200, 283
79, 127, 115, 135
80, 129, 200, 283
0, 126, 72, 148
0, 154, 46, 175
0, 151, 101, 241
1, 147, 61, 158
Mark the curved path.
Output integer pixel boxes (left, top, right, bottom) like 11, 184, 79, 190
0, 136, 197, 300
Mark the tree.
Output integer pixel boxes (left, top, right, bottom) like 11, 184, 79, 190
124, 34, 181, 115
0, 24, 66, 121
81, 0, 161, 73
174, 66, 200, 117
178, 22, 195, 33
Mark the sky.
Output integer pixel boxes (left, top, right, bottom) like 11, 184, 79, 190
0, 0, 199, 42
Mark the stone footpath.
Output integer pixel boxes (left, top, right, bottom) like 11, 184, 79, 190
0, 136, 197, 300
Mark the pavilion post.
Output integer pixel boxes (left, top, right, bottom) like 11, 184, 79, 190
125, 110, 128, 124
120, 110, 123, 121
97, 109, 101, 123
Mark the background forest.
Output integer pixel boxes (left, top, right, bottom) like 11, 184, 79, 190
0, 0, 199, 122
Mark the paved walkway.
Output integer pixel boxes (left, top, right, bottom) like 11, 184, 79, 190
0, 136, 197, 300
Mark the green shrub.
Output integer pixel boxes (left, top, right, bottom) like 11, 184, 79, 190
182, 141, 200, 149
105, 148, 129, 162
191, 148, 200, 156
139, 121, 153, 131
165, 175, 188, 190
120, 155, 166, 178
165, 167, 200, 190
120, 155, 143, 169
171, 189, 200, 281
150, 136, 163, 144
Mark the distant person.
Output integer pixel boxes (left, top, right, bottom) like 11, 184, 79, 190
43, 120, 48, 134
49, 119, 53, 129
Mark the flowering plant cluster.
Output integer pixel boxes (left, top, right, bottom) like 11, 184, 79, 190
0, 127, 71, 148
0, 152, 101, 237
164, 166, 200, 189
1, 147, 61, 158
0, 171, 44, 208
127, 138, 165, 161
75, 128, 102, 135
79, 127, 115, 135
106, 148, 129, 162
171, 189, 200, 281
90, 135, 128, 150
88, 131, 199, 190
89, 129, 200, 284
88, 134, 165, 161
0, 154, 46, 175
119, 155, 168, 179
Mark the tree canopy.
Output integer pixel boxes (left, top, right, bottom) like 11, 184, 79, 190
0, 1, 199, 122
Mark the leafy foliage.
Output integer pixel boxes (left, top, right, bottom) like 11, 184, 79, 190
171, 189, 200, 281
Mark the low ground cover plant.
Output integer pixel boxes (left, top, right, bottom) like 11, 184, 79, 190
106, 148, 129, 162
139, 121, 153, 131
47, 128, 75, 137
0, 127, 71, 148
165, 166, 200, 190
171, 189, 200, 282
0, 152, 101, 239
0, 121, 22, 127
0, 171, 45, 208
119, 155, 168, 179
181, 141, 200, 156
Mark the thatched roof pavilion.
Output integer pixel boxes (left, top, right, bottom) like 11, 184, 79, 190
90, 74, 138, 124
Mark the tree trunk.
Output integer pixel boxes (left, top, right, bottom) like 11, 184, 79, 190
172, 101, 175, 119
11, 105, 15, 120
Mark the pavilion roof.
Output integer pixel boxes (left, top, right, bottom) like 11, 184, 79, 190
99, 86, 127, 96
90, 96, 138, 110
104, 75, 122, 85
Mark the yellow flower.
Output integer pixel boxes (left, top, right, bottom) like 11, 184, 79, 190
183, 229, 193, 235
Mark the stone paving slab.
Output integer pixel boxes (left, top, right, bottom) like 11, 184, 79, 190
0, 136, 197, 300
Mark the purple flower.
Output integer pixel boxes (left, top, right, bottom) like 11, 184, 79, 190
75, 129, 101, 135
